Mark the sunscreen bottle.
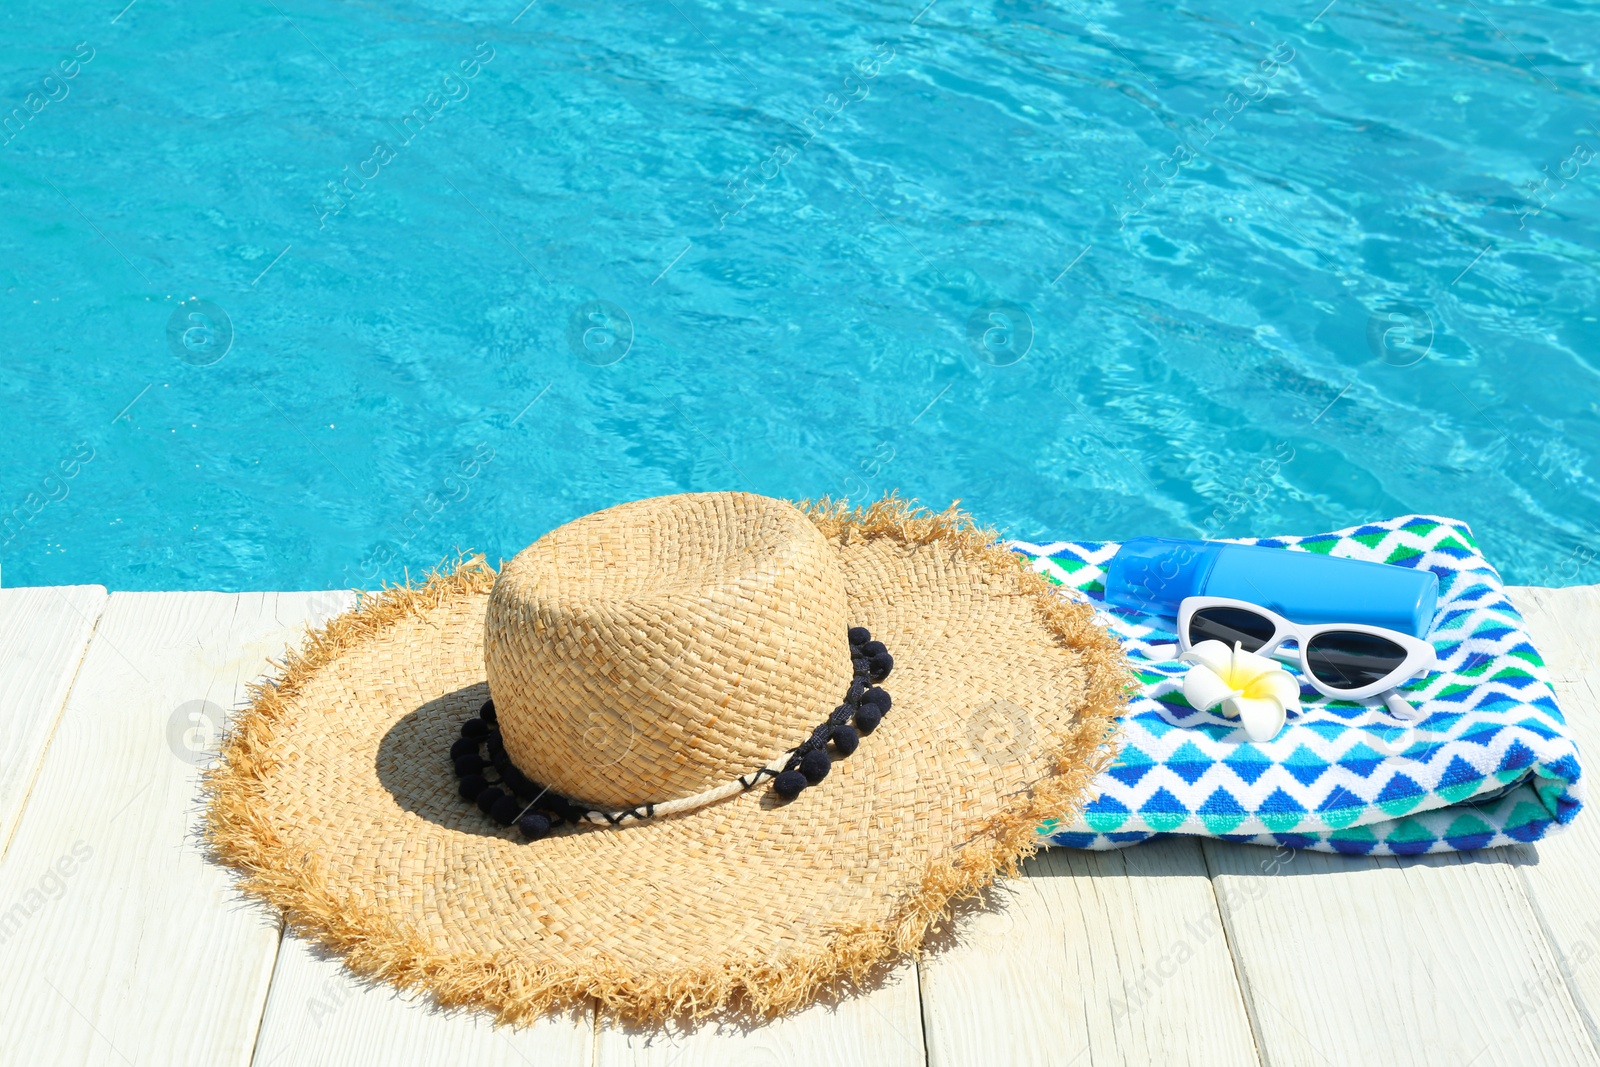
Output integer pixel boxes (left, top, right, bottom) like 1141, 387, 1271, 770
1103, 536, 1439, 638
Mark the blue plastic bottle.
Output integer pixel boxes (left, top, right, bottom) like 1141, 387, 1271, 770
1103, 537, 1439, 638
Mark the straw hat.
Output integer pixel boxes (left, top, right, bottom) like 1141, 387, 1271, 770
205, 492, 1127, 1024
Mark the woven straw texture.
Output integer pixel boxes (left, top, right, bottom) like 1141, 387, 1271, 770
487, 494, 852, 807
205, 494, 1129, 1024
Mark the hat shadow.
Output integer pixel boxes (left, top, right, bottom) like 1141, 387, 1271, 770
375, 681, 521, 837
377, 681, 799, 838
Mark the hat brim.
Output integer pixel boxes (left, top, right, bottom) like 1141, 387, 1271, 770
205, 499, 1128, 1025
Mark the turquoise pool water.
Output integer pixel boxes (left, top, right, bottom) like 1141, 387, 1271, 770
3, 1, 1597, 592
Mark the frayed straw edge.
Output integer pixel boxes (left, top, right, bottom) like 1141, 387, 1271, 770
203, 502, 1132, 1027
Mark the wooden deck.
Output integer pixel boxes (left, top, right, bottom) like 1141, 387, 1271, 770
0, 583, 1595, 1066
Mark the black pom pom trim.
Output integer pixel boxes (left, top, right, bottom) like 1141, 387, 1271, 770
476, 786, 505, 815
773, 769, 808, 799
449, 626, 895, 834
499, 763, 536, 797
490, 794, 522, 826
799, 747, 832, 784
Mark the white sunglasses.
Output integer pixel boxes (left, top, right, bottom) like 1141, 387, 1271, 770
1174, 596, 1437, 713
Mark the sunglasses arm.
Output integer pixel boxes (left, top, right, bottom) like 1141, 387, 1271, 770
1382, 689, 1424, 721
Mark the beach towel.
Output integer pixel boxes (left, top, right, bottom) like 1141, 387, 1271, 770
1014, 515, 1585, 855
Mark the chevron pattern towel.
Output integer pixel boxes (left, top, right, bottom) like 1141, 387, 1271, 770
1014, 516, 1585, 855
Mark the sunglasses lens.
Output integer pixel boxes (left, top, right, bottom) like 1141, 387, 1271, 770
1305, 632, 1409, 691
1187, 607, 1277, 652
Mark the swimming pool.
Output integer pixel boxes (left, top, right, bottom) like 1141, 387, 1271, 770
3, 0, 1597, 591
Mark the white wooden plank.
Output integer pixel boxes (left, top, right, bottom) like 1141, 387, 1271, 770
1204, 836, 1600, 1066
0, 590, 353, 1067
595, 961, 924, 1067
0, 584, 106, 855
1202, 585, 1600, 1067
1505, 584, 1600, 1050
250, 934, 593, 1067
919, 838, 1260, 1067
1510, 585, 1600, 680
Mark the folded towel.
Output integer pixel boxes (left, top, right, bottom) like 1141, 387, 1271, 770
1013, 515, 1585, 855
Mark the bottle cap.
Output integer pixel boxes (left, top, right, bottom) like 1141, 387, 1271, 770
1103, 537, 1222, 617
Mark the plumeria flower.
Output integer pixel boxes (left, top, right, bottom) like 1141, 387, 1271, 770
1179, 639, 1302, 743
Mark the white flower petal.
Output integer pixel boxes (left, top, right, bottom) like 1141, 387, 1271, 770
1228, 645, 1284, 689
1226, 695, 1288, 743
1179, 639, 1234, 676
1183, 663, 1239, 713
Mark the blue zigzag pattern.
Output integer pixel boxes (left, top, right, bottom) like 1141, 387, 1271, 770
1016, 515, 1585, 856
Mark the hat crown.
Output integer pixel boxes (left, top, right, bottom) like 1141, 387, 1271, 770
485, 492, 852, 807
